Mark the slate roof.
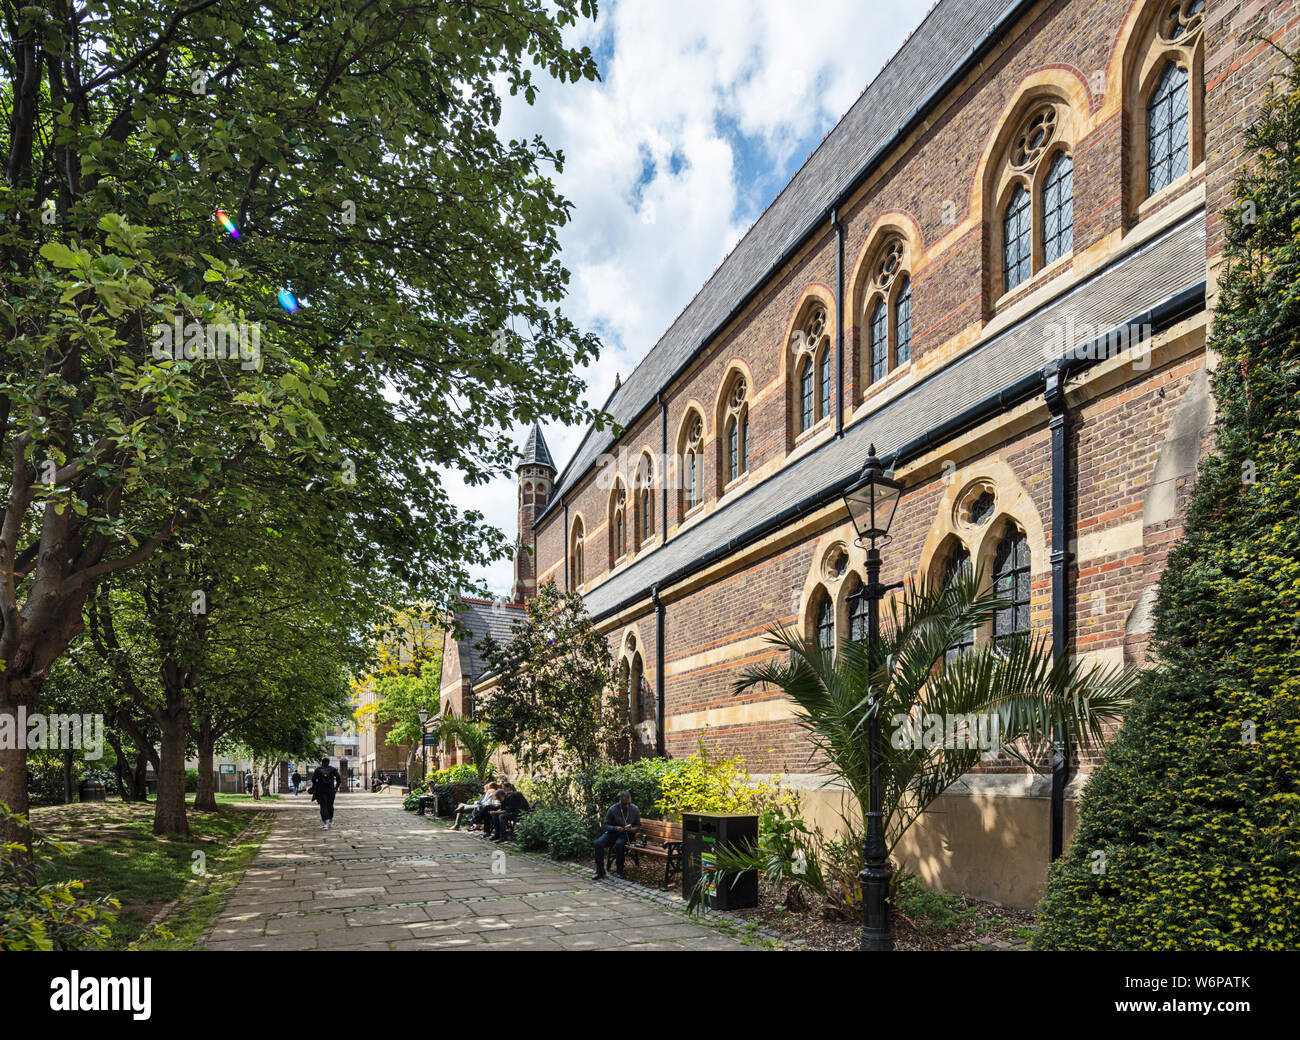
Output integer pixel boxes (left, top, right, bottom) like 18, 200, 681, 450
449, 597, 524, 684
518, 423, 555, 471
543, 0, 1033, 516
580, 215, 1207, 620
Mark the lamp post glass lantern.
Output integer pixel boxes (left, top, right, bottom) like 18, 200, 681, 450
842, 444, 904, 952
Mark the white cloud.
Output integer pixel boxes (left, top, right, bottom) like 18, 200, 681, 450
449, 0, 936, 597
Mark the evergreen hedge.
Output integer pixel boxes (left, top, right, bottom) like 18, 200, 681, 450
1034, 54, 1300, 949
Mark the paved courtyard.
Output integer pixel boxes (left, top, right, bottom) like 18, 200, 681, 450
203, 794, 757, 951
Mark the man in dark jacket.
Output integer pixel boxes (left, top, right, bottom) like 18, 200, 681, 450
593, 792, 640, 879
488, 782, 531, 841
310, 757, 342, 829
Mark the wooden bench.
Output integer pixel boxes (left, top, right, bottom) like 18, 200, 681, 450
620, 819, 683, 890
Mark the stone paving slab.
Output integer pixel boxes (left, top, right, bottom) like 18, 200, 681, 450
203, 795, 766, 952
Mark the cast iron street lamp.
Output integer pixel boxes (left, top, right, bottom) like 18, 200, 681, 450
842, 444, 905, 952
418, 707, 430, 783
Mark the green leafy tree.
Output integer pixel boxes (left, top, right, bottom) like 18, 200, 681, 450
477, 582, 630, 811
1035, 54, 1300, 951
0, 0, 601, 839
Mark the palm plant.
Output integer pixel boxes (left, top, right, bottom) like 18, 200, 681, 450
746, 564, 1137, 854
689, 565, 1138, 914
438, 712, 500, 783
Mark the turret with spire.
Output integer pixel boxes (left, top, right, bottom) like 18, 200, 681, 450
510, 423, 556, 604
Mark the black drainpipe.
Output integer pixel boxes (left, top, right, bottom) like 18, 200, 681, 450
562, 498, 569, 591
652, 584, 666, 758
659, 392, 668, 542
833, 208, 845, 438
1045, 359, 1073, 860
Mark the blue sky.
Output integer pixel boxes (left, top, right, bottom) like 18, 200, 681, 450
449, 0, 937, 596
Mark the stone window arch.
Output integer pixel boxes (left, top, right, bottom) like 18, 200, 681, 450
987, 519, 1032, 652
861, 234, 913, 386
789, 299, 832, 439
633, 451, 655, 550
569, 516, 585, 588
716, 370, 750, 491
991, 99, 1076, 296
1126, 0, 1205, 214
933, 534, 975, 661
608, 480, 627, 566
809, 585, 835, 653
676, 408, 706, 520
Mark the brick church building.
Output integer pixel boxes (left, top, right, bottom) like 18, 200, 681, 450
444, 0, 1297, 905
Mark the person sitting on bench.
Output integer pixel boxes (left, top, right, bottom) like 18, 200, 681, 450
488, 783, 531, 842
449, 783, 499, 829
593, 791, 640, 879
469, 784, 505, 833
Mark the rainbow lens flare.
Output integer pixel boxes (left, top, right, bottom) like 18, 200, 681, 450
215, 209, 239, 238
278, 289, 299, 313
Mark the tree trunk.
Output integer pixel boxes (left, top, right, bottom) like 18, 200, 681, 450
62, 747, 74, 804
193, 720, 218, 811
152, 693, 190, 836
0, 671, 41, 849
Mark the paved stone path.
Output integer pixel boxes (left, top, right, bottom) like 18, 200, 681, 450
203, 794, 757, 951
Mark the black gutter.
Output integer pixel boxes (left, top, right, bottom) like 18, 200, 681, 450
652, 585, 666, 758
537, 0, 1040, 524
833, 207, 845, 438
590, 281, 1205, 622
659, 392, 668, 543
1044, 359, 1072, 860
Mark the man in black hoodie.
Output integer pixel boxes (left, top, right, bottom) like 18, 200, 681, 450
310, 756, 342, 829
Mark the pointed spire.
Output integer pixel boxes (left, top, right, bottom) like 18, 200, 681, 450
517, 423, 555, 472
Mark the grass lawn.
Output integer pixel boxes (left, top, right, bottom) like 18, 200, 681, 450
28, 795, 272, 950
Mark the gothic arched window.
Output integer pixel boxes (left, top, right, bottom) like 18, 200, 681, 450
863, 235, 912, 387
941, 544, 975, 661
1147, 61, 1191, 196
992, 524, 1031, 651
814, 589, 835, 652
722, 376, 749, 487
679, 412, 705, 517
1042, 152, 1074, 265
791, 304, 831, 436
869, 298, 888, 383
894, 276, 912, 366
846, 575, 868, 643
570, 520, 585, 587
1003, 183, 1032, 293
610, 483, 626, 564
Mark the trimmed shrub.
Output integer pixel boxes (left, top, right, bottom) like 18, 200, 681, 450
1035, 58, 1300, 950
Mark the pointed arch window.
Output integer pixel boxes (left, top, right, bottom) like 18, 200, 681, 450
610, 484, 626, 564
1147, 61, 1190, 196
570, 520, 585, 587
791, 304, 831, 436
847, 575, 868, 643
635, 456, 655, 549
679, 413, 705, 516
1042, 152, 1074, 265
894, 277, 912, 366
722, 376, 749, 487
814, 589, 835, 652
992, 524, 1031, 651
941, 544, 975, 661
863, 236, 912, 387
1003, 184, 1032, 293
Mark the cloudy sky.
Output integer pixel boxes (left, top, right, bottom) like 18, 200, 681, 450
453, 0, 936, 596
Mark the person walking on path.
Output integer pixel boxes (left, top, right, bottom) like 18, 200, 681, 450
310, 757, 342, 829
291, 770, 302, 795
593, 791, 640, 879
